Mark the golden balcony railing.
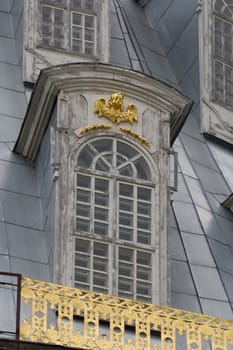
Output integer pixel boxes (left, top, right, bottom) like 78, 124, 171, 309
20, 277, 233, 350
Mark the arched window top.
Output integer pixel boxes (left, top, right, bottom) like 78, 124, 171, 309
77, 137, 153, 181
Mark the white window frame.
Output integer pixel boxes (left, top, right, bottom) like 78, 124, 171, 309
71, 136, 159, 303
23, 0, 109, 82
199, 0, 233, 145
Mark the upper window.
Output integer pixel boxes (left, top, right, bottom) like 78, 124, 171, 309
213, 0, 233, 108
23, 0, 109, 82
199, 0, 233, 145
40, 0, 97, 56
73, 137, 157, 302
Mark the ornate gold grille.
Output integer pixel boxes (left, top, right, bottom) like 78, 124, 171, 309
20, 277, 233, 350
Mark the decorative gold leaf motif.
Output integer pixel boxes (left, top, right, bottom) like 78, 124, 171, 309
94, 93, 138, 125
20, 277, 233, 350
120, 127, 151, 148
79, 124, 111, 136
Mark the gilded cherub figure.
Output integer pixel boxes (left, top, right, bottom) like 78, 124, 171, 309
94, 93, 138, 124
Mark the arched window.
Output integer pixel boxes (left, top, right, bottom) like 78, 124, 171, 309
213, 0, 233, 107
73, 137, 158, 302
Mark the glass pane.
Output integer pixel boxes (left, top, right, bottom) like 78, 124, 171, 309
119, 183, 133, 197
75, 254, 89, 268
78, 145, 96, 168
119, 247, 133, 262
93, 286, 108, 293
93, 257, 108, 272
76, 218, 90, 232
72, 40, 82, 52
119, 213, 133, 227
74, 282, 89, 290
93, 272, 108, 287
118, 277, 133, 292
54, 9, 64, 24
137, 266, 151, 280
95, 193, 108, 206
94, 242, 108, 257
117, 141, 137, 159
75, 239, 90, 252
84, 0, 96, 11
54, 26, 63, 36
94, 207, 108, 221
76, 203, 90, 217
96, 157, 110, 172
42, 6, 52, 21
137, 231, 151, 245
85, 42, 94, 55
77, 175, 91, 188
119, 227, 133, 241
75, 268, 89, 283
40, 0, 66, 7
94, 222, 108, 235
134, 157, 151, 180
137, 216, 151, 230
117, 154, 127, 167
42, 23, 51, 34
85, 29, 94, 42
71, 0, 82, 10
95, 178, 108, 192
137, 201, 151, 215
85, 15, 95, 28
73, 26, 82, 40
119, 263, 133, 277
92, 139, 112, 153
138, 187, 151, 201
73, 13, 82, 26
42, 35, 51, 46
119, 164, 133, 177
77, 189, 90, 203
137, 251, 151, 266
119, 198, 133, 212
136, 281, 151, 296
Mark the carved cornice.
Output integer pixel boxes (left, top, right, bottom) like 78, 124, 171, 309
14, 63, 192, 160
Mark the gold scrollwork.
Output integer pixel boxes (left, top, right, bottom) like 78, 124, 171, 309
79, 124, 111, 136
94, 93, 138, 125
20, 277, 233, 350
121, 127, 151, 148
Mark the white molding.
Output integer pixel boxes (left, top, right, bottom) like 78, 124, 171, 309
15, 63, 192, 160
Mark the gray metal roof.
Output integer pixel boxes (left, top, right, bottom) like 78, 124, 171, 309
111, 0, 233, 319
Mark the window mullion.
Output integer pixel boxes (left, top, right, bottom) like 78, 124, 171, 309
134, 250, 137, 299
90, 240, 94, 291
90, 176, 95, 234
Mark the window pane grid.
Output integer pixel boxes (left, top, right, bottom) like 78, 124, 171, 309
40, 0, 97, 55
74, 238, 109, 292
118, 246, 152, 301
76, 174, 109, 236
75, 138, 155, 301
41, 5, 65, 49
213, 8, 233, 108
118, 183, 152, 244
